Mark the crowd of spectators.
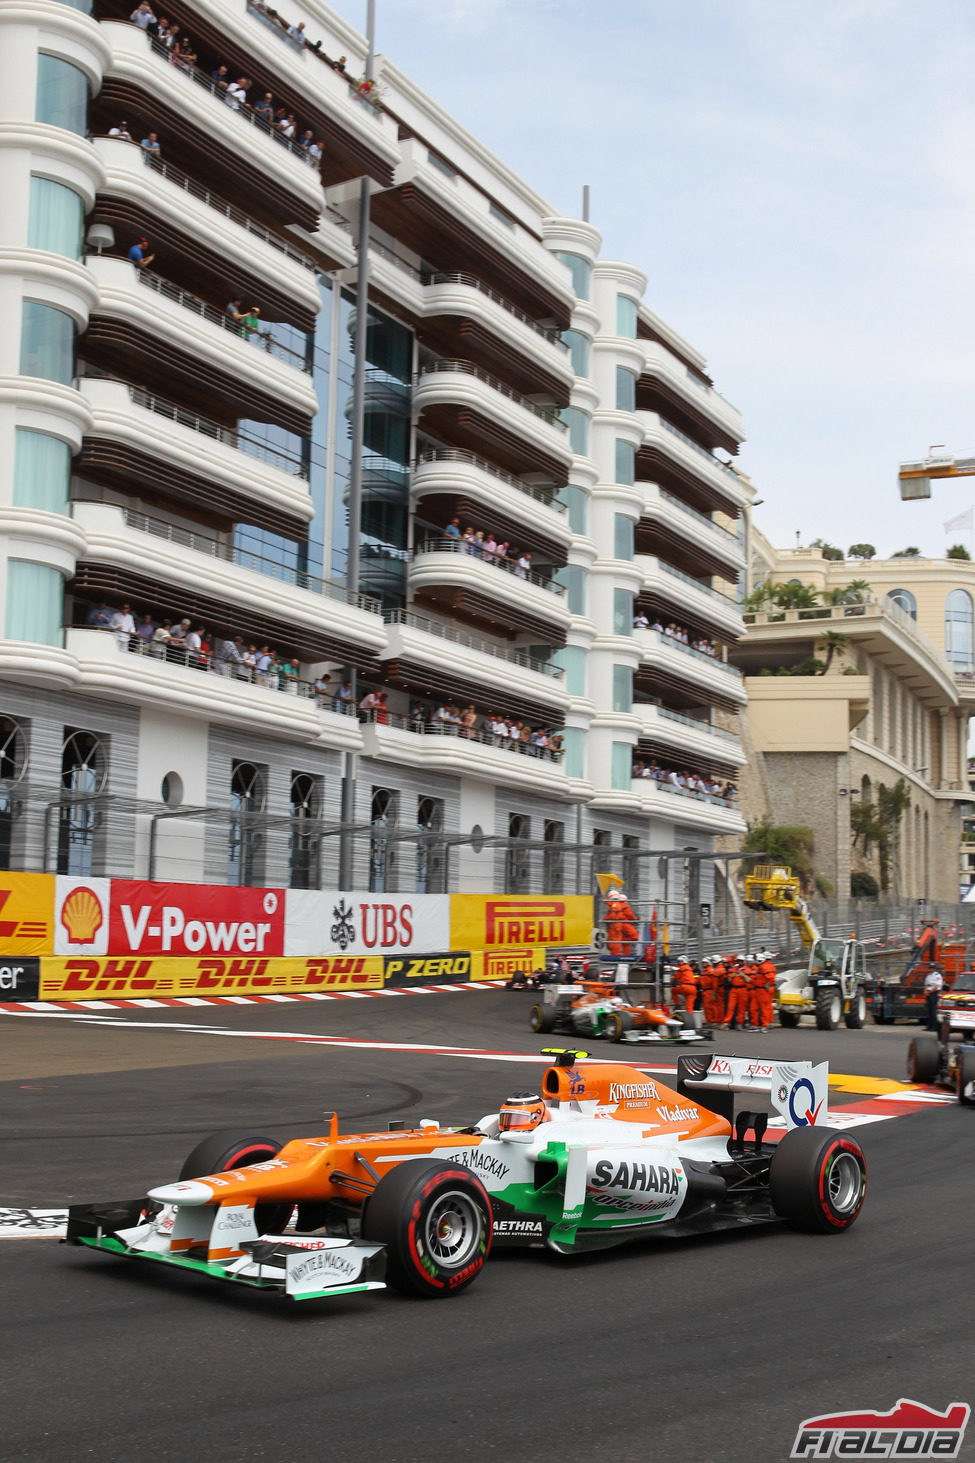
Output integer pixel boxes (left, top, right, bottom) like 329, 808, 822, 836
86, 600, 303, 690
632, 756, 737, 805
632, 609, 722, 658
351, 692, 565, 761
440, 518, 537, 579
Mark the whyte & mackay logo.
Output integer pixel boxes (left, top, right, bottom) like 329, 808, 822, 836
791, 1399, 970, 1459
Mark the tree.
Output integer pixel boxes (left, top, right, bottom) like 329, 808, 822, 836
848, 544, 876, 559
810, 538, 844, 561
742, 821, 815, 888
851, 871, 879, 898
947, 544, 971, 560
891, 546, 921, 558
743, 579, 776, 613
817, 630, 847, 673
772, 581, 819, 610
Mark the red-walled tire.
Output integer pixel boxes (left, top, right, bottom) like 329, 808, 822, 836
362, 1158, 492, 1298
179, 1129, 291, 1234
769, 1127, 866, 1233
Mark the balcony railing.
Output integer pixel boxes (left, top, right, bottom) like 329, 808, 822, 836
136, 272, 312, 372
361, 708, 564, 763
658, 418, 740, 479
638, 627, 743, 679
658, 488, 738, 540
658, 561, 739, 607
647, 705, 741, 742
383, 608, 564, 678
634, 774, 738, 810
413, 537, 566, 596
417, 360, 567, 429
127, 387, 308, 478
416, 447, 566, 511
425, 273, 567, 347
122, 509, 383, 613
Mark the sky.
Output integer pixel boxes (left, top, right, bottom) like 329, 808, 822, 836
347, 0, 975, 562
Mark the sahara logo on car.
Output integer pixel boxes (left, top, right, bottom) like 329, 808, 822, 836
590, 1159, 684, 1194
609, 1081, 660, 1103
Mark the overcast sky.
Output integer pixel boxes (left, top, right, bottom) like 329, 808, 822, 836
353, 0, 975, 562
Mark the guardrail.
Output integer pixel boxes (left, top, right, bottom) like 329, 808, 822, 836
416, 447, 566, 511
413, 537, 567, 595
362, 708, 564, 761
383, 608, 564, 678
127, 387, 309, 477
417, 360, 567, 429
137, 272, 311, 372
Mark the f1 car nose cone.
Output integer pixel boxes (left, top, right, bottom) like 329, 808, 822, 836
147, 1179, 214, 1205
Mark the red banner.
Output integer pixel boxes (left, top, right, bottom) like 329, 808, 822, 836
109, 881, 285, 958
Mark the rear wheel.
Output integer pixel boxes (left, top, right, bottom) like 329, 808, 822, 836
605, 1010, 633, 1043
956, 1048, 975, 1105
778, 1009, 800, 1028
815, 988, 842, 1031
769, 1127, 866, 1233
362, 1158, 492, 1297
844, 991, 867, 1029
179, 1129, 292, 1235
529, 1004, 555, 1033
906, 1035, 940, 1084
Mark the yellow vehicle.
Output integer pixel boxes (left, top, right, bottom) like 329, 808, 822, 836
743, 865, 870, 1031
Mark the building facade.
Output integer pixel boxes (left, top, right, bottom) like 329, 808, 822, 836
0, 0, 746, 908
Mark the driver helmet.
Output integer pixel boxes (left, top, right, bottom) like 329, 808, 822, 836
498, 1091, 548, 1134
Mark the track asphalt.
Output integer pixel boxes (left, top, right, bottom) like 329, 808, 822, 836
0, 991, 969, 1463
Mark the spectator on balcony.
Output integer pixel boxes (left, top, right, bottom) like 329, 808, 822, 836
313, 672, 330, 704
242, 644, 258, 674
151, 16, 170, 39
160, 20, 179, 47
226, 76, 249, 109
226, 298, 246, 334
332, 54, 347, 74
87, 602, 113, 629
110, 604, 135, 651
128, 237, 154, 271
242, 305, 261, 340
131, 1, 156, 28
140, 132, 161, 162
307, 139, 325, 165
276, 113, 297, 141
151, 618, 172, 658
460, 705, 477, 739
496, 541, 510, 564
136, 612, 155, 646
211, 63, 229, 90
172, 36, 196, 68
287, 19, 306, 43
297, 128, 314, 152
254, 92, 275, 123
651, 616, 664, 632
167, 618, 189, 662
108, 121, 133, 140
462, 525, 477, 553
216, 635, 246, 676
515, 551, 532, 580
185, 624, 204, 667
359, 687, 384, 720
253, 645, 272, 685
482, 532, 498, 559
333, 680, 354, 714
634, 609, 649, 629
444, 516, 461, 541
280, 656, 299, 691
410, 701, 426, 731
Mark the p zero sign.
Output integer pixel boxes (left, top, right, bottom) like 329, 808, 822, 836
108, 881, 285, 958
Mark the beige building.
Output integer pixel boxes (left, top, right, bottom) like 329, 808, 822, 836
727, 531, 973, 901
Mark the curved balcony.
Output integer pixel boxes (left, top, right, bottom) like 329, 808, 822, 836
630, 776, 746, 834
633, 703, 745, 770
98, 22, 322, 228
638, 483, 744, 580
361, 713, 572, 797
91, 138, 320, 330
636, 555, 744, 643
77, 378, 312, 536
637, 410, 747, 518
639, 340, 744, 452
414, 360, 572, 479
421, 273, 573, 402
381, 608, 570, 722
410, 538, 571, 640
412, 448, 572, 558
634, 628, 747, 710
83, 256, 316, 433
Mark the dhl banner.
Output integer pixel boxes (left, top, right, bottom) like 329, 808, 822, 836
0, 873, 55, 955
40, 955, 384, 1001
450, 895, 592, 975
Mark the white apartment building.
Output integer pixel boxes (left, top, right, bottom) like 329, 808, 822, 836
0, 0, 746, 904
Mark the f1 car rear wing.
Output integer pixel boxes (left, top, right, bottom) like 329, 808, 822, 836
677, 1053, 829, 1132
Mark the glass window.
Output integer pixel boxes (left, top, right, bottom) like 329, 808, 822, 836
617, 295, 638, 338
557, 483, 587, 535
553, 645, 586, 696
562, 329, 590, 377
543, 819, 564, 894
554, 251, 591, 301
613, 664, 633, 713
560, 406, 589, 456
616, 366, 636, 413
887, 588, 917, 619
5, 560, 63, 646
13, 429, 70, 514
228, 761, 266, 886
505, 812, 530, 893
57, 728, 105, 876
28, 177, 84, 260
614, 589, 633, 636
614, 514, 634, 561
36, 55, 88, 134
555, 565, 586, 616
560, 726, 584, 779
20, 302, 74, 384
946, 590, 974, 669
615, 440, 636, 486
289, 771, 321, 890
612, 742, 632, 790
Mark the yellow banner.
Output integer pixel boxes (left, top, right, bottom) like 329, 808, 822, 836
0, 874, 55, 956
468, 947, 548, 982
40, 954, 384, 1001
450, 895, 592, 958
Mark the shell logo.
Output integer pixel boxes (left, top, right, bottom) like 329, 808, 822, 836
61, 886, 105, 944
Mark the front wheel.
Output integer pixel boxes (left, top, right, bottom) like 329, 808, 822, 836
362, 1158, 492, 1298
178, 1129, 291, 1235
815, 988, 842, 1030
769, 1127, 866, 1233
605, 1010, 633, 1043
844, 991, 867, 1029
906, 1035, 940, 1084
529, 1004, 555, 1033
957, 1048, 975, 1105
778, 1009, 800, 1028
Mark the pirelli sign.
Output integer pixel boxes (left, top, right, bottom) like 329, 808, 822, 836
450, 896, 592, 979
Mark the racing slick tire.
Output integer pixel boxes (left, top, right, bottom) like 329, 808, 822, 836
778, 1009, 800, 1029
605, 1010, 634, 1043
906, 1035, 940, 1084
769, 1127, 866, 1233
178, 1129, 292, 1235
529, 1004, 555, 1033
956, 1048, 975, 1105
815, 988, 842, 1031
844, 991, 867, 1029
362, 1158, 492, 1298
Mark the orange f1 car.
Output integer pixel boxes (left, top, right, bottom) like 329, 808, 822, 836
66, 1049, 866, 1303
529, 980, 707, 1043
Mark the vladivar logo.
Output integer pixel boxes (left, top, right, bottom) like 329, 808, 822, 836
790, 1399, 970, 1458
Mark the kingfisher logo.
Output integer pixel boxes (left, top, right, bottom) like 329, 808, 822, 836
791, 1399, 970, 1458
788, 1076, 824, 1127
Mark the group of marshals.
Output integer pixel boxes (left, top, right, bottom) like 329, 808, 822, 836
669, 952, 778, 1032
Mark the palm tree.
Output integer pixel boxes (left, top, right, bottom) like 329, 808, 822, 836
772, 581, 819, 610
818, 630, 847, 673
